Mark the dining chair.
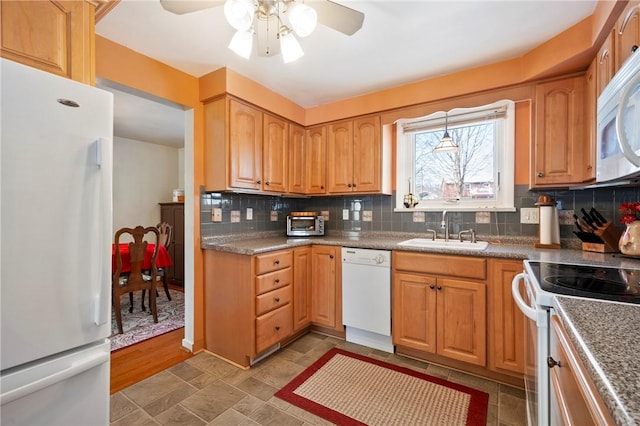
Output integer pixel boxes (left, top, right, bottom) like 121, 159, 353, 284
112, 225, 159, 335
142, 222, 173, 307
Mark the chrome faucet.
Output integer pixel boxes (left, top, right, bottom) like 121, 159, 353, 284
441, 210, 449, 241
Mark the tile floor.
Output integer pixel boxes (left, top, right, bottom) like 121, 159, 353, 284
110, 332, 527, 425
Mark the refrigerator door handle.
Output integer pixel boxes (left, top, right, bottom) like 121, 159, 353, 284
0, 351, 110, 405
94, 137, 112, 326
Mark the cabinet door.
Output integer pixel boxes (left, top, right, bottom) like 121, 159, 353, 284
353, 116, 381, 192
292, 247, 312, 331
596, 29, 616, 96
288, 123, 306, 194
392, 272, 437, 353
0, 1, 95, 84
533, 76, 586, 186
229, 100, 262, 190
584, 59, 597, 183
488, 259, 524, 375
437, 278, 486, 366
327, 120, 354, 193
310, 246, 338, 328
616, 1, 640, 70
160, 203, 184, 286
305, 126, 327, 194
263, 113, 288, 192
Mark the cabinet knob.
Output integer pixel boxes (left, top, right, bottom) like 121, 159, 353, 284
275, 297, 280, 302
275, 325, 281, 331
429, 284, 435, 290
547, 356, 561, 368
537, 172, 544, 178
274, 260, 280, 265
256, 180, 262, 184
275, 278, 280, 283
321, 185, 324, 189
437, 285, 442, 290
265, 181, 270, 186
329, 255, 334, 259
352, 183, 356, 188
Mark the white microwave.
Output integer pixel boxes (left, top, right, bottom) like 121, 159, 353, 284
596, 49, 640, 182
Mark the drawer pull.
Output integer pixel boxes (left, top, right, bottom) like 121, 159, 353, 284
547, 356, 562, 368
274, 260, 280, 265
274, 297, 280, 302
275, 325, 281, 331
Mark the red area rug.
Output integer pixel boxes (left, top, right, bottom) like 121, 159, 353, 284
275, 348, 489, 426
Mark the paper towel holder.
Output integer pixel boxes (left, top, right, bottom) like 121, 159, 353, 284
534, 194, 561, 249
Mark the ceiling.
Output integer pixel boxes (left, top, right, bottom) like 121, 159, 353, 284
95, 0, 597, 147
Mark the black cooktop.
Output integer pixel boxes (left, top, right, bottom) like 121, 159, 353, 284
529, 261, 640, 304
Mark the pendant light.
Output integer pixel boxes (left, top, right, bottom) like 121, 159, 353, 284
433, 112, 459, 153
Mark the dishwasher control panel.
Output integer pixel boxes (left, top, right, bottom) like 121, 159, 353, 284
341, 248, 391, 267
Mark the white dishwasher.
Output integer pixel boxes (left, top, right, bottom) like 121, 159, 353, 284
341, 247, 393, 353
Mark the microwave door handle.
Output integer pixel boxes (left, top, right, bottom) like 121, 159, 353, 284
512, 273, 537, 321
615, 72, 640, 167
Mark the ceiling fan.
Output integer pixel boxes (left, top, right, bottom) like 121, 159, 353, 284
159, 0, 365, 62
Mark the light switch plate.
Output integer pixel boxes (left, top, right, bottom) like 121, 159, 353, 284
321, 211, 329, 221
363, 211, 373, 222
342, 209, 350, 220
475, 212, 490, 224
520, 207, 539, 224
412, 211, 425, 222
230, 210, 241, 223
211, 208, 222, 222
270, 211, 278, 221
558, 209, 574, 225
246, 207, 253, 220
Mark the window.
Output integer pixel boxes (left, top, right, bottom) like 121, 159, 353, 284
395, 100, 515, 211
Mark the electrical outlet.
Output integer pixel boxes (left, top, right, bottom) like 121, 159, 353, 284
270, 211, 278, 221
363, 211, 373, 222
246, 207, 253, 220
321, 211, 329, 221
520, 207, 539, 224
558, 209, 574, 225
211, 208, 222, 222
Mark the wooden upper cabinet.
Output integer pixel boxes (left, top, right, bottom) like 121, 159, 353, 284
305, 125, 327, 194
0, 1, 96, 84
615, 0, 640, 70
263, 113, 288, 193
327, 120, 354, 193
353, 116, 382, 192
584, 59, 597, 182
532, 76, 586, 187
288, 123, 306, 194
596, 29, 616, 97
327, 115, 387, 194
229, 100, 263, 190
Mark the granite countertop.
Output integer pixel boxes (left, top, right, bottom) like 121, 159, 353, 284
201, 231, 640, 423
554, 297, 640, 426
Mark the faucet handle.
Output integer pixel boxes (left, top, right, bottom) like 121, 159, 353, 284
458, 229, 477, 243
425, 229, 437, 241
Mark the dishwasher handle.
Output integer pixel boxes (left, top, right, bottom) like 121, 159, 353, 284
512, 272, 537, 321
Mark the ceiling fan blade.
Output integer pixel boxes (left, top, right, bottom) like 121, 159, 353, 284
312, 0, 364, 36
159, 0, 223, 15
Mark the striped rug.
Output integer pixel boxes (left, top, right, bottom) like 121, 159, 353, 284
275, 348, 489, 426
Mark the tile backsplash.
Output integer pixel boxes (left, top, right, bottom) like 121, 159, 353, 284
200, 184, 639, 240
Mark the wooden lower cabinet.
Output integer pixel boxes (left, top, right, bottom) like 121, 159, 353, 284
392, 252, 486, 367
488, 259, 525, 376
292, 247, 312, 331
310, 245, 342, 332
549, 314, 614, 425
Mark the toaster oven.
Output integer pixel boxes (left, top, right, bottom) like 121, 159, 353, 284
286, 212, 324, 237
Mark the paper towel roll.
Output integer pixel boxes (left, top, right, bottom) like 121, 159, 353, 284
539, 206, 560, 245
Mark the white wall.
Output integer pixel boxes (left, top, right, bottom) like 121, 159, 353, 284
113, 136, 180, 234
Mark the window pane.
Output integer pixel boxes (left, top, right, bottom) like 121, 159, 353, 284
412, 121, 495, 201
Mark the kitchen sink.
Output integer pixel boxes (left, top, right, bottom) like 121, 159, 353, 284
397, 238, 489, 251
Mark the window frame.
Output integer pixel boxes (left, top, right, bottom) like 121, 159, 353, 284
395, 99, 516, 212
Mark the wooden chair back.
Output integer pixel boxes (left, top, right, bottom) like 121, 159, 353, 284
112, 225, 160, 334
157, 222, 173, 249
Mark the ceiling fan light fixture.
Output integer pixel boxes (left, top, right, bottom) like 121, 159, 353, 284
228, 29, 254, 59
279, 28, 304, 63
224, 0, 256, 31
287, 2, 317, 37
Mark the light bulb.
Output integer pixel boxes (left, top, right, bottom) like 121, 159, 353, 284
287, 2, 317, 37
228, 30, 253, 59
224, 0, 255, 31
280, 29, 304, 63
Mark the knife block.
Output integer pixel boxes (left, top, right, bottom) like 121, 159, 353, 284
581, 222, 622, 253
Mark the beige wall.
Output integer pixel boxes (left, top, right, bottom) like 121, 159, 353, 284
113, 137, 180, 234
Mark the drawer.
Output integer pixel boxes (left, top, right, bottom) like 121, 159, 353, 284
255, 267, 292, 295
393, 251, 486, 280
256, 284, 292, 316
255, 250, 293, 275
255, 304, 293, 354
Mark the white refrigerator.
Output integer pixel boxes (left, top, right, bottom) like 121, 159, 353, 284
0, 58, 113, 425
